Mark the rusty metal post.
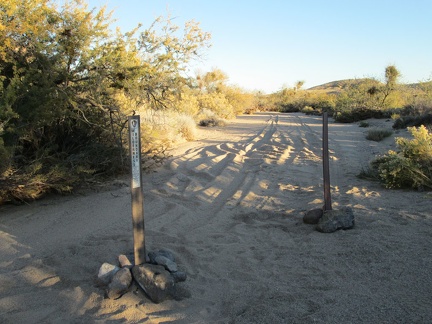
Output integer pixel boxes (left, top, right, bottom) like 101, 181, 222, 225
128, 115, 146, 265
322, 112, 332, 211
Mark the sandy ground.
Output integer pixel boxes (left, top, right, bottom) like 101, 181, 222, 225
1, 112, 432, 323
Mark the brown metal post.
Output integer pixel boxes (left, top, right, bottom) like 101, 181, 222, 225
322, 112, 332, 211
128, 116, 146, 265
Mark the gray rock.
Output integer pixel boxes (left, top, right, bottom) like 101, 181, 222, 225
97, 263, 120, 286
303, 208, 323, 224
154, 255, 178, 273
132, 264, 175, 303
107, 267, 132, 299
148, 251, 158, 264
148, 249, 176, 264
316, 207, 355, 233
157, 248, 176, 262
171, 271, 187, 283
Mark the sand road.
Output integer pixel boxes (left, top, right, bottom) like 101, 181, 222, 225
1, 112, 431, 323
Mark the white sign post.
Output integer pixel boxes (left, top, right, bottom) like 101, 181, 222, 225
128, 115, 146, 265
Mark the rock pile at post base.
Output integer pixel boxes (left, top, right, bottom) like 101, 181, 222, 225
96, 248, 187, 303
303, 206, 355, 233
96, 262, 131, 300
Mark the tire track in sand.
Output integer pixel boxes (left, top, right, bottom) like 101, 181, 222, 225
158, 113, 328, 231
162, 115, 281, 222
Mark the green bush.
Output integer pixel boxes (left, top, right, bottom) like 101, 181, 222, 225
301, 106, 316, 115
0, 138, 11, 175
333, 107, 392, 123
0, 1, 212, 204
280, 102, 303, 113
366, 128, 393, 141
392, 113, 432, 129
371, 125, 432, 189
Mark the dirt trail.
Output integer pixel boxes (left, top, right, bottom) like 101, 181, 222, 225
1, 112, 431, 323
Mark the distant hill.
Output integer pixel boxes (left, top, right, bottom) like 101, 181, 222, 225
307, 78, 380, 94
307, 79, 431, 94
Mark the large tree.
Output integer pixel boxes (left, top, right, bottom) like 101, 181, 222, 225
0, 0, 211, 202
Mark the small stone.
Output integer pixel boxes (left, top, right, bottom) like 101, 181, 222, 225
171, 271, 187, 283
154, 255, 178, 273
125, 252, 135, 264
97, 263, 120, 286
119, 254, 133, 269
107, 267, 132, 299
132, 264, 175, 303
316, 207, 355, 233
303, 208, 323, 224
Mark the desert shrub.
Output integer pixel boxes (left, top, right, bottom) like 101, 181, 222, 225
0, 1, 212, 204
333, 107, 393, 123
139, 109, 197, 146
308, 95, 336, 113
301, 106, 315, 115
199, 118, 222, 127
197, 109, 226, 127
176, 114, 197, 141
366, 128, 393, 141
174, 90, 201, 116
0, 139, 12, 175
224, 86, 256, 115
404, 81, 432, 115
359, 121, 370, 128
194, 69, 255, 116
198, 93, 235, 119
133, 109, 198, 169
357, 166, 380, 181
392, 113, 432, 129
391, 113, 401, 120
0, 159, 80, 204
280, 102, 302, 113
370, 125, 432, 189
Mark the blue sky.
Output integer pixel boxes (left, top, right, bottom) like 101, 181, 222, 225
83, 0, 432, 93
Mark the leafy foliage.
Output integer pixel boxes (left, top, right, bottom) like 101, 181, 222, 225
0, 0, 212, 203
268, 85, 336, 114
371, 126, 432, 189
393, 114, 432, 129
327, 67, 407, 122
194, 68, 255, 118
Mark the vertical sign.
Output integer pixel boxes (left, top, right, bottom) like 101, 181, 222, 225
128, 116, 146, 265
322, 112, 332, 211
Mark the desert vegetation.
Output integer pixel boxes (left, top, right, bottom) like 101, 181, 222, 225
1, 1, 431, 204
365, 128, 393, 142
0, 0, 257, 203
368, 126, 432, 190
271, 67, 432, 125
